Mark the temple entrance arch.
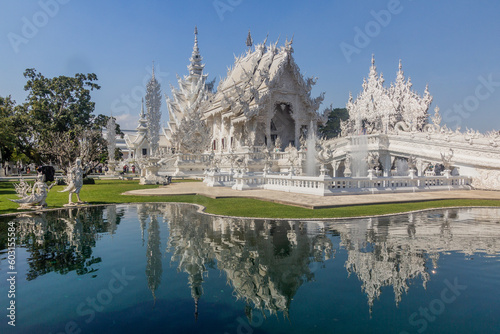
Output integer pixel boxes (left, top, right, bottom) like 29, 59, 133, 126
271, 102, 295, 150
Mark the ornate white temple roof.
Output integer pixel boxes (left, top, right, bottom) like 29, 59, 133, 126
344, 55, 433, 135
164, 27, 214, 152
204, 34, 325, 124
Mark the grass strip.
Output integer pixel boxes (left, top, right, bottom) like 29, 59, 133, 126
1, 179, 500, 218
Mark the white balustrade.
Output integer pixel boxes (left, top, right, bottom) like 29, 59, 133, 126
213, 172, 471, 196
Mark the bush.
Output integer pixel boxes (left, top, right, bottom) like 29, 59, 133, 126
56, 177, 95, 185
83, 177, 95, 184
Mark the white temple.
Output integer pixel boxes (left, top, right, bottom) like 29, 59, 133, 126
202, 33, 325, 153
123, 28, 326, 158
116, 28, 500, 192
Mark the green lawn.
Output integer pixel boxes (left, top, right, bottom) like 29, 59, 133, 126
1, 179, 500, 218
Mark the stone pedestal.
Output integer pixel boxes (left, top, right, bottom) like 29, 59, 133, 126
409, 169, 416, 179
206, 170, 224, 187
443, 169, 451, 178
106, 161, 117, 176
138, 157, 165, 185
140, 165, 162, 185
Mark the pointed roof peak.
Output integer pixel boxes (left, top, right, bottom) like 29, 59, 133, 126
275, 34, 281, 47
368, 54, 378, 79
137, 98, 148, 131
189, 26, 204, 76
246, 29, 253, 48
194, 26, 199, 49
398, 59, 402, 70
151, 61, 155, 80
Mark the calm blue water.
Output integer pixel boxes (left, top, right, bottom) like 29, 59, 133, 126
1, 204, 500, 334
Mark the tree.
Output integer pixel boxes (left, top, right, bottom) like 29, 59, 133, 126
21, 69, 107, 171
23, 68, 101, 136
0, 96, 17, 162
319, 106, 349, 138
0, 96, 32, 163
37, 126, 106, 174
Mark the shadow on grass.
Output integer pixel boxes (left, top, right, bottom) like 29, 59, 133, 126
0, 182, 16, 195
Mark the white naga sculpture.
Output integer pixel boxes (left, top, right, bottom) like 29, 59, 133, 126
11, 174, 55, 209
60, 158, 85, 206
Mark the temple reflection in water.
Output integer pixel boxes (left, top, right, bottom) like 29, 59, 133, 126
11, 206, 123, 280
134, 204, 500, 317
8, 204, 500, 318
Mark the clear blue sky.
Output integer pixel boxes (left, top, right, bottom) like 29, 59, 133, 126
1, 0, 500, 132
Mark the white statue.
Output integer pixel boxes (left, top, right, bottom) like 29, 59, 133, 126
440, 148, 454, 171
60, 158, 85, 205
11, 173, 54, 209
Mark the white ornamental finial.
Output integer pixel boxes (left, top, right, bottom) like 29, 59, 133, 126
140, 98, 145, 118
246, 29, 253, 48
194, 26, 199, 50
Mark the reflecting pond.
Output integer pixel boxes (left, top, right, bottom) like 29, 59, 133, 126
1, 204, 500, 333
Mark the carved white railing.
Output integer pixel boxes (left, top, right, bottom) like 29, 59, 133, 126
211, 173, 471, 196
203, 171, 235, 187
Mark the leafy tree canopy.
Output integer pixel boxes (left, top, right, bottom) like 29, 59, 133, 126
0, 96, 31, 163
23, 68, 101, 139
319, 106, 349, 139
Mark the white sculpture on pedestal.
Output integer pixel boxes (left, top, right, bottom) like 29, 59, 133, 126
316, 138, 335, 177
106, 116, 117, 175
11, 174, 54, 209
145, 64, 162, 157
138, 63, 168, 185
60, 158, 85, 206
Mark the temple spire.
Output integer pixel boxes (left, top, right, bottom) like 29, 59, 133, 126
194, 26, 199, 53
137, 97, 147, 132
246, 29, 253, 48
189, 26, 204, 76
152, 61, 155, 80
140, 98, 145, 118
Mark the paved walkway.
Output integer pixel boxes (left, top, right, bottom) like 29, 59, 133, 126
123, 182, 500, 209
